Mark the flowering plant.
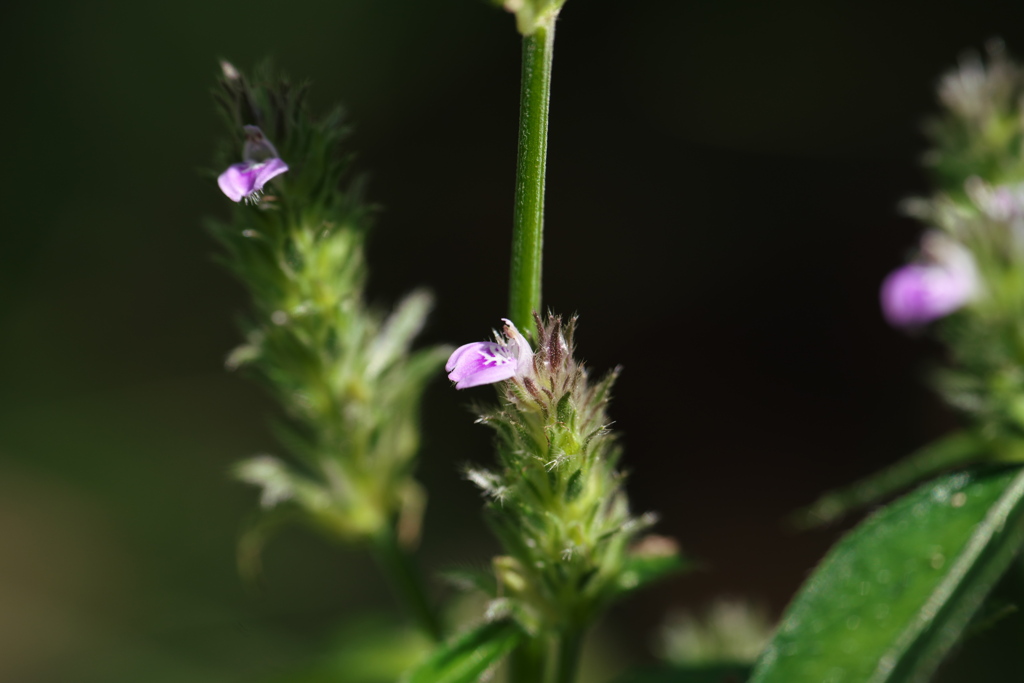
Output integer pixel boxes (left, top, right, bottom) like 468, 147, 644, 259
440, 314, 680, 680
199, 6, 1024, 683
209, 62, 449, 640
208, 6, 688, 677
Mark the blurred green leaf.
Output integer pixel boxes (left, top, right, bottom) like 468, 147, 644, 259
616, 543, 692, 597
612, 663, 751, 683
401, 619, 524, 683
261, 615, 431, 683
438, 566, 499, 597
795, 431, 984, 527
366, 289, 436, 378
751, 466, 1024, 683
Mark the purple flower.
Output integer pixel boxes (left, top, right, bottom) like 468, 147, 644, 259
446, 319, 533, 389
217, 125, 289, 204
881, 233, 979, 327
218, 158, 289, 203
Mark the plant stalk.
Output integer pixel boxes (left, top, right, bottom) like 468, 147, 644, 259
508, 17, 557, 339
507, 16, 567, 681
550, 628, 584, 683
508, 632, 547, 683
371, 528, 444, 642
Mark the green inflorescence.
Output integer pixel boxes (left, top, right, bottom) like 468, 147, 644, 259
209, 64, 448, 555
907, 44, 1024, 448
467, 314, 674, 635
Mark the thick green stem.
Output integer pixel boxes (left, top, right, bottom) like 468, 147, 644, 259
508, 632, 546, 683
371, 529, 444, 642
550, 628, 584, 683
509, 18, 557, 339
510, 627, 584, 683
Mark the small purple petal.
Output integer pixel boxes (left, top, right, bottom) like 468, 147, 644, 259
446, 341, 517, 389
252, 158, 289, 191
454, 364, 518, 389
218, 162, 258, 203
880, 264, 972, 327
217, 158, 289, 203
445, 343, 478, 373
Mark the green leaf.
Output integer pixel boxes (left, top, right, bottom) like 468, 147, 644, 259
263, 615, 432, 683
750, 466, 1024, 683
616, 544, 692, 596
366, 289, 436, 378
401, 619, 524, 683
438, 566, 499, 597
795, 431, 984, 527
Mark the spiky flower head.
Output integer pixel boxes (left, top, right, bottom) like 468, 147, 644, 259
209, 63, 448, 560
884, 45, 1024, 444
925, 40, 1024, 194
454, 314, 679, 634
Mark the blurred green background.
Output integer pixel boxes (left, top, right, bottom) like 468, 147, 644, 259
6, 0, 1024, 681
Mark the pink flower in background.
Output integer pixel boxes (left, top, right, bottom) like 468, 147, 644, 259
881, 233, 979, 327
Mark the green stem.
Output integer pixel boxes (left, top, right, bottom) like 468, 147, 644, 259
509, 17, 557, 339
508, 633, 546, 683
371, 529, 444, 642
550, 628, 584, 683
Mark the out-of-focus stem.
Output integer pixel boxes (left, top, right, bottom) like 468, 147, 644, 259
371, 528, 444, 642
509, 633, 546, 683
508, 17, 557, 339
550, 628, 584, 683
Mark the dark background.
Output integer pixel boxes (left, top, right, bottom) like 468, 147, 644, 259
3, 0, 1023, 681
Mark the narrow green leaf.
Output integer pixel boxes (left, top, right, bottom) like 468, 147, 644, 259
438, 566, 499, 597
616, 546, 692, 596
402, 619, 524, 683
750, 466, 1024, 683
366, 289, 435, 378
795, 430, 983, 527
264, 615, 431, 683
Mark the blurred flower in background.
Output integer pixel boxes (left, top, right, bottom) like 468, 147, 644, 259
659, 599, 774, 666
880, 231, 978, 327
